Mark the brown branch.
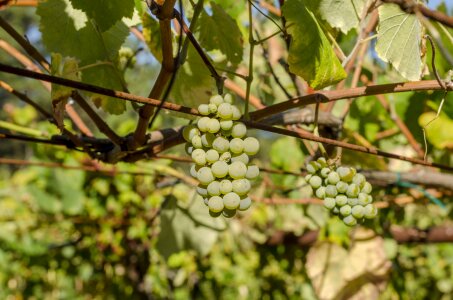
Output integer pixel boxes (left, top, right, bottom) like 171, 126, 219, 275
244, 120, 453, 172
266, 225, 453, 246
250, 80, 453, 121
71, 92, 123, 145
381, 0, 453, 28
0, 15, 49, 70
131, 0, 177, 149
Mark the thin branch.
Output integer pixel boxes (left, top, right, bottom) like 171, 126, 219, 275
381, 0, 453, 28
244, 0, 255, 119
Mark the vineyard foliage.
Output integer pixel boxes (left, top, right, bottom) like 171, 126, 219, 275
0, 0, 453, 299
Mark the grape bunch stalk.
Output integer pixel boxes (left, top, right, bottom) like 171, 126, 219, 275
306, 157, 378, 226
183, 94, 260, 218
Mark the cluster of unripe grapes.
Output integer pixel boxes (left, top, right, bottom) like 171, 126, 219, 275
306, 157, 378, 226
183, 94, 260, 218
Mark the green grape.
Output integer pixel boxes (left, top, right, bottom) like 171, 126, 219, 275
358, 193, 371, 205
346, 183, 360, 198
220, 120, 233, 130
309, 176, 322, 189
207, 118, 221, 133
203, 198, 209, 206
325, 185, 338, 198
212, 137, 229, 153
197, 167, 214, 185
364, 204, 378, 219
223, 192, 240, 209
198, 104, 210, 115
243, 137, 260, 155
185, 143, 194, 155
219, 179, 233, 194
305, 174, 312, 182
332, 207, 340, 214
335, 195, 348, 206
206, 149, 220, 163
347, 198, 358, 206
217, 103, 233, 119
336, 181, 348, 193
210, 95, 223, 106
232, 179, 251, 195
308, 161, 320, 173
190, 164, 200, 178
352, 205, 364, 218
317, 157, 327, 167
231, 105, 242, 120
343, 215, 357, 226
191, 135, 203, 149
201, 133, 215, 148
197, 116, 210, 132
229, 138, 244, 154
211, 161, 229, 178
306, 164, 317, 174
208, 196, 224, 212
208, 103, 217, 114
182, 125, 200, 142
324, 197, 336, 209
361, 182, 372, 194
207, 181, 221, 196
315, 186, 326, 199
209, 210, 222, 218
320, 168, 331, 178
197, 185, 208, 197
246, 165, 260, 180
238, 196, 252, 211
327, 171, 340, 184
340, 205, 352, 216
231, 123, 247, 138
224, 93, 234, 104
313, 161, 322, 170
191, 149, 206, 165
228, 161, 247, 179
219, 152, 232, 162
231, 153, 249, 165
222, 208, 237, 218
352, 173, 366, 188
337, 167, 354, 182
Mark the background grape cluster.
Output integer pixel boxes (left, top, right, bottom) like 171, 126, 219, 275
183, 94, 260, 218
306, 157, 378, 226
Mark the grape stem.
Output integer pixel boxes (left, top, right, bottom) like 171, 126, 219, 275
312, 95, 328, 158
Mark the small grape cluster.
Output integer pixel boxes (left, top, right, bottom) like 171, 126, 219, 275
183, 94, 260, 218
305, 157, 378, 226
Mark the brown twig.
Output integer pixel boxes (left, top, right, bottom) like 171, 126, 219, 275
381, 0, 453, 28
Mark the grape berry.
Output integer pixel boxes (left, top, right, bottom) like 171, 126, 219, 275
184, 94, 260, 218
306, 157, 378, 226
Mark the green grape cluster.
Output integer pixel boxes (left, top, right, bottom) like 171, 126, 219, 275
183, 94, 260, 218
306, 157, 378, 226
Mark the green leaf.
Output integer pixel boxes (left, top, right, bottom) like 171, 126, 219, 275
319, 0, 366, 34
69, 0, 134, 31
282, 0, 346, 89
142, 13, 163, 62
37, 0, 129, 114
270, 137, 304, 172
419, 112, 453, 149
376, 4, 423, 81
196, 2, 243, 65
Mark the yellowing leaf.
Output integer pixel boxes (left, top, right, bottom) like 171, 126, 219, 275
376, 4, 423, 81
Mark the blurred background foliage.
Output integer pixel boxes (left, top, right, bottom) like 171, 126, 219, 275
1, 0, 453, 299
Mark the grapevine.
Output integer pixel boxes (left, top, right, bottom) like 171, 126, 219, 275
306, 157, 378, 226
183, 94, 260, 218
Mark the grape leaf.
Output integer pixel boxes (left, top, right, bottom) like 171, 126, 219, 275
196, 2, 243, 65
69, 0, 134, 31
142, 13, 163, 62
270, 137, 304, 172
376, 4, 423, 81
319, 0, 366, 34
282, 0, 346, 89
419, 112, 453, 149
37, 0, 129, 114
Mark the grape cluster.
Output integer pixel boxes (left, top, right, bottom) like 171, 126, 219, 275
183, 94, 260, 218
306, 157, 378, 226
